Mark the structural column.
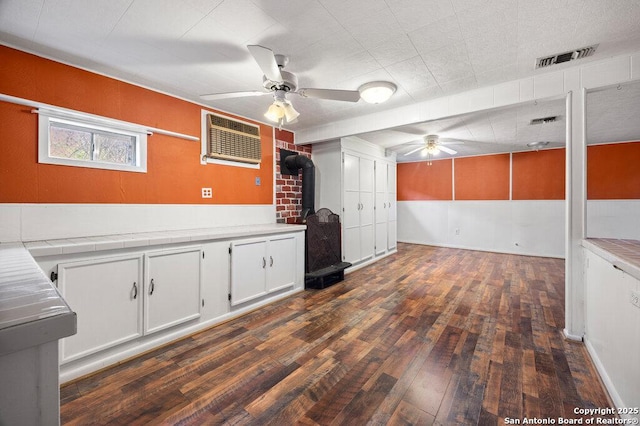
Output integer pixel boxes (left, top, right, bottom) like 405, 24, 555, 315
564, 85, 587, 340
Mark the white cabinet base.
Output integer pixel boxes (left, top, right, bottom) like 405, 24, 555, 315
33, 226, 305, 384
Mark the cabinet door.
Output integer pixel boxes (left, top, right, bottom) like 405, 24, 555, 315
343, 153, 360, 192
388, 164, 397, 194
145, 248, 202, 334
388, 220, 398, 251
359, 157, 374, 193
375, 162, 388, 256
343, 190, 361, 229
267, 235, 296, 292
343, 227, 361, 264
360, 191, 375, 261
58, 254, 143, 363
230, 239, 267, 306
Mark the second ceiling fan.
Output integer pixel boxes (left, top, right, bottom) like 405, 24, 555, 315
404, 135, 461, 165
200, 45, 361, 125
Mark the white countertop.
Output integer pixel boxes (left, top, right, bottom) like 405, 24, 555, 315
24, 223, 306, 257
582, 238, 640, 281
0, 243, 76, 356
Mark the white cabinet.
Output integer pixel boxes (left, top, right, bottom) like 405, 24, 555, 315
57, 247, 202, 363
343, 152, 375, 264
230, 234, 296, 306
144, 248, 202, 334
57, 254, 144, 362
584, 248, 640, 411
314, 137, 397, 269
375, 160, 397, 255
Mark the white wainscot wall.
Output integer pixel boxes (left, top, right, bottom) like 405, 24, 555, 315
0, 204, 276, 242
587, 200, 640, 240
398, 200, 640, 258
397, 200, 565, 258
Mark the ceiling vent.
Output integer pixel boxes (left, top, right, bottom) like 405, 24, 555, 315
530, 116, 559, 125
535, 44, 598, 69
205, 113, 261, 164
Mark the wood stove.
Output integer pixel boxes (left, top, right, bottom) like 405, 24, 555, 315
304, 208, 351, 289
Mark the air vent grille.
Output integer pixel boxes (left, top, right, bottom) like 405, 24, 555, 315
206, 114, 261, 164
535, 44, 598, 69
530, 116, 559, 125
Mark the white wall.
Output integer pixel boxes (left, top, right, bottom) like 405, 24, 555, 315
0, 204, 275, 242
398, 200, 565, 258
587, 200, 640, 240
398, 200, 640, 258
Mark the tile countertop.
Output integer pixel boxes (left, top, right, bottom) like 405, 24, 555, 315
0, 243, 76, 357
582, 238, 640, 282
24, 223, 307, 257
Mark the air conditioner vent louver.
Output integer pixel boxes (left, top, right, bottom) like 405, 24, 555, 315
206, 113, 261, 164
535, 44, 598, 69
530, 116, 559, 125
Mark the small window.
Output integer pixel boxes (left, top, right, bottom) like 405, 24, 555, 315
39, 115, 147, 173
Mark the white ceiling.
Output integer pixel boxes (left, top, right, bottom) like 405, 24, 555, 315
1, 0, 640, 161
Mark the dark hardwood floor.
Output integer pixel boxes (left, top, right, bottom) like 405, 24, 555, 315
60, 243, 614, 425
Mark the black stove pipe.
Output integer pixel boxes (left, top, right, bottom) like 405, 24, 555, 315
284, 154, 315, 222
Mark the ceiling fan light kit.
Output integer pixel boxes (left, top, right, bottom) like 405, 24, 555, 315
358, 81, 397, 104
527, 141, 550, 151
264, 89, 300, 125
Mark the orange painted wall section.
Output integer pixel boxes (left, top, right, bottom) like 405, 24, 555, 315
588, 141, 640, 199
0, 46, 273, 204
512, 149, 565, 200
454, 154, 510, 200
397, 159, 453, 200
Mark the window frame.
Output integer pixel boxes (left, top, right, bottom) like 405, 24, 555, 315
38, 113, 148, 173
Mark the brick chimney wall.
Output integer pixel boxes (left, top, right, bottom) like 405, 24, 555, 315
275, 129, 312, 224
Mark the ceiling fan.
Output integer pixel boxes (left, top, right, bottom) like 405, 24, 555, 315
404, 134, 459, 154
200, 45, 361, 125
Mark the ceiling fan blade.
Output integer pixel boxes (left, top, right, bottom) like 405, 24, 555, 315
439, 146, 457, 155
296, 88, 360, 102
200, 91, 271, 101
247, 45, 283, 82
404, 146, 425, 156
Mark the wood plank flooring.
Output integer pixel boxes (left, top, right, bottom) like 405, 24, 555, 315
60, 243, 614, 425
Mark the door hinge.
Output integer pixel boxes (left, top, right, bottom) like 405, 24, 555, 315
202, 299, 205, 307
50, 271, 58, 282
228, 293, 232, 301
228, 246, 232, 254
202, 252, 205, 259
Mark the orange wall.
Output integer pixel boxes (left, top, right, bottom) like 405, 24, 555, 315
455, 154, 510, 200
512, 149, 565, 200
0, 46, 273, 204
397, 159, 452, 200
397, 143, 639, 202
588, 141, 640, 199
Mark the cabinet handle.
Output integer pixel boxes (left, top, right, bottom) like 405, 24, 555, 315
149, 278, 155, 295
262, 257, 266, 268
132, 282, 138, 299
270, 256, 274, 267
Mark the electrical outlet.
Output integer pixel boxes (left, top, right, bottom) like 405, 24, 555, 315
631, 290, 640, 309
201, 188, 212, 198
